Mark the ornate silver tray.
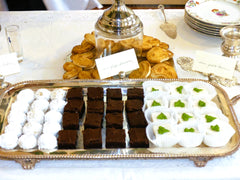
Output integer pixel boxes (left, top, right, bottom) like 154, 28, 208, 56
0, 79, 239, 169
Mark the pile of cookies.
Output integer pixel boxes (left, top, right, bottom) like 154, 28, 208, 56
63, 32, 177, 80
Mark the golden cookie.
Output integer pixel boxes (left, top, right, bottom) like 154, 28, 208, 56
72, 41, 94, 54
78, 70, 92, 79
147, 47, 174, 63
141, 51, 148, 58
71, 54, 95, 69
96, 38, 106, 50
143, 35, 161, 47
163, 58, 174, 67
120, 38, 134, 50
141, 42, 152, 51
63, 69, 79, 79
84, 32, 95, 46
149, 63, 178, 79
63, 62, 81, 72
158, 42, 169, 50
110, 42, 123, 54
90, 69, 100, 79
77, 49, 96, 59
129, 60, 151, 79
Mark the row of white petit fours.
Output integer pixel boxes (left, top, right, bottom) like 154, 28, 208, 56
0, 88, 67, 150
143, 81, 217, 99
142, 81, 235, 148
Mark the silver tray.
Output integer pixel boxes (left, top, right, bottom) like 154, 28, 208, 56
0, 79, 239, 169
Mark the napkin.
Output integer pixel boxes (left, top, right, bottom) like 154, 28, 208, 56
43, 0, 103, 10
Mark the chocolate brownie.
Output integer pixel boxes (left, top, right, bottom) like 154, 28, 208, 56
87, 100, 104, 114
128, 128, 149, 148
57, 130, 78, 149
107, 88, 122, 100
62, 112, 80, 130
106, 99, 123, 113
83, 128, 102, 149
87, 87, 103, 100
64, 99, 85, 117
127, 88, 143, 100
84, 113, 103, 129
105, 112, 123, 129
125, 99, 143, 112
106, 128, 126, 148
66, 87, 83, 100
126, 111, 147, 128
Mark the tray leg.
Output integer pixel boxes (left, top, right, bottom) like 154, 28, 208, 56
15, 159, 40, 169
190, 157, 213, 167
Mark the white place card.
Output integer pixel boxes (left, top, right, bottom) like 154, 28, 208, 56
192, 51, 237, 79
95, 49, 139, 79
0, 53, 20, 76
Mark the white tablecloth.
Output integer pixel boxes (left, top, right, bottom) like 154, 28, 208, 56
0, 9, 240, 180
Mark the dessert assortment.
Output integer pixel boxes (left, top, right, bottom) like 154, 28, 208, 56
0, 80, 236, 151
143, 80, 235, 148
63, 32, 177, 80
0, 79, 239, 168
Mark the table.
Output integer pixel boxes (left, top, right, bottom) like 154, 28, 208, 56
0, 9, 240, 180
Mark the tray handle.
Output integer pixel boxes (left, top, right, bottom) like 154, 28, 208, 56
189, 157, 213, 167
15, 159, 40, 169
231, 95, 240, 105
0, 75, 11, 95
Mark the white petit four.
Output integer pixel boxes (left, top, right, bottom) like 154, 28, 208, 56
49, 99, 67, 113
35, 88, 51, 100
50, 88, 67, 100
43, 122, 61, 136
31, 99, 49, 112
17, 89, 35, 104
177, 122, 205, 147
0, 133, 18, 149
4, 123, 22, 137
38, 134, 57, 150
27, 109, 45, 124
203, 120, 235, 147
44, 110, 62, 124
18, 134, 37, 149
7, 110, 26, 125
23, 122, 42, 137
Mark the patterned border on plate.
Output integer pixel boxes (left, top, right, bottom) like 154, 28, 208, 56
185, 0, 240, 26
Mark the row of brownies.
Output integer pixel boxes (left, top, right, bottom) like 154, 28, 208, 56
58, 86, 149, 149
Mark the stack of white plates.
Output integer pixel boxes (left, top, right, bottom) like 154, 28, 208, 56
184, 0, 240, 36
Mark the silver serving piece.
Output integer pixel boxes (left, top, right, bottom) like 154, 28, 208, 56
158, 5, 177, 39
94, 0, 143, 58
220, 26, 240, 58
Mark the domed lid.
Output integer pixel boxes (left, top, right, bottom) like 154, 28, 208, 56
95, 0, 143, 39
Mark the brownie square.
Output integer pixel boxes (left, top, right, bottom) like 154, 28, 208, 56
87, 100, 104, 114
125, 99, 143, 112
66, 87, 83, 100
127, 88, 143, 100
106, 128, 126, 148
84, 113, 103, 129
126, 111, 147, 128
105, 112, 123, 129
107, 88, 122, 100
57, 130, 78, 149
62, 112, 80, 130
128, 128, 149, 148
106, 99, 123, 113
64, 99, 85, 117
87, 87, 103, 100
83, 128, 102, 149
